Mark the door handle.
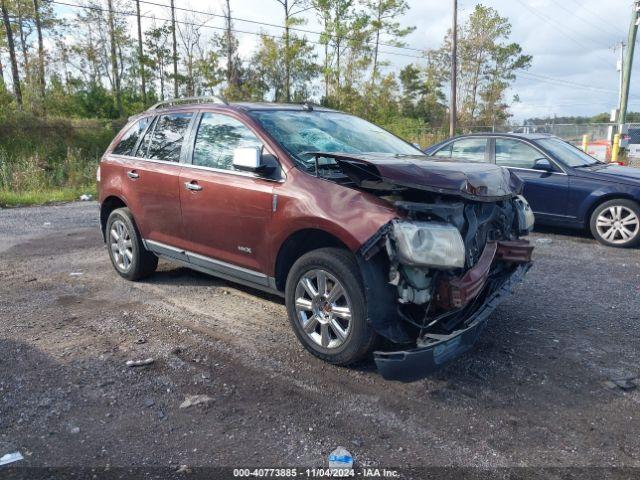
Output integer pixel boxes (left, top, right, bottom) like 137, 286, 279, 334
184, 181, 203, 191
127, 170, 139, 179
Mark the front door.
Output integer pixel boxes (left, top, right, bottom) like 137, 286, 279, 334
494, 138, 569, 220
179, 112, 275, 278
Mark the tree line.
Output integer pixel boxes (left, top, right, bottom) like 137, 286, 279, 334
0, 0, 531, 132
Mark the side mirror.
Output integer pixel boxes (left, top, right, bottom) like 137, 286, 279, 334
532, 158, 554, 172
233, 146, 263, 172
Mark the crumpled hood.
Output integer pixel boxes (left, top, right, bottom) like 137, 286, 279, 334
313, 152, 523, 201
575, 164, 640, 186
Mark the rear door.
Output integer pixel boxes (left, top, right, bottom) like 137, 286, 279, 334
120, 111, 194, 249
178, 111, 277, 279
492, 137, 569, 220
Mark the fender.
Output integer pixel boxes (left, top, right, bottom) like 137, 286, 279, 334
267, 168, 398, 276
576, 183, 640, 225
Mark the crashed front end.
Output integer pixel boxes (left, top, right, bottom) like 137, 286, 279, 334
320, 153, 535, 381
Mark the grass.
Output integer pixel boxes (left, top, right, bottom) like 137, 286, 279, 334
0, 184, 97, 207
0, 114, 116, 208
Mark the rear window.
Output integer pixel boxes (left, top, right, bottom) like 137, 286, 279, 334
146, 113, 193, 162
112, 117, 151, 156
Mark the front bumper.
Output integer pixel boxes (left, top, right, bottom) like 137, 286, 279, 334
373, 261, 531, 382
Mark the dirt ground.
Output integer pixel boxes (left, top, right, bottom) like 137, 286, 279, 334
1, 201, 640, 476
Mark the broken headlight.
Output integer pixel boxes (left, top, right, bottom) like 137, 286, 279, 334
391, 221, 465, 269
514, 195, 535, 234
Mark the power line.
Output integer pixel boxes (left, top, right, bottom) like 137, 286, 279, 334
563, 0, 622, 39
51, 0, 636, 110
551, 0, 621, 40
50, 0, 426, 60
511, 0, 614, 66
518, 71, 640, 99
135, 0, 427, 54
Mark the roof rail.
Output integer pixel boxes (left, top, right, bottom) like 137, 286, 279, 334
148, 95, 228, 110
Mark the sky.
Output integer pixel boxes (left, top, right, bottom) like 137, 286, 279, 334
50, 0, 640, 122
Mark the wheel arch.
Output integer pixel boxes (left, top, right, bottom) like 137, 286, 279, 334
100, 195, 128, 241
273, 228, 352, 291
582, 192, 639, 228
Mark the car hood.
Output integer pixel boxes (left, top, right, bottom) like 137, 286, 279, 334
574, 164, 640, 186
312, 152, 523, 201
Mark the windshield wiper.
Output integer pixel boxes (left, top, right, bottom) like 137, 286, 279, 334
574, 162, 602, 168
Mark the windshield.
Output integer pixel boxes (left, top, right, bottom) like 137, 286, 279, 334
249, 110, 424, 166
537, 137, 602, 167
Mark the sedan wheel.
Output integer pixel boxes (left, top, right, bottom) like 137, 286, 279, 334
590, 199, 640, 248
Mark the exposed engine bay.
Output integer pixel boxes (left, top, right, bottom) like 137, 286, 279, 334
306, 151, 534, 365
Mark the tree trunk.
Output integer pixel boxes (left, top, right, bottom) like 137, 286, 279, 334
17, 9, 29, 82
370, 3, 381, 85
107, 0, 123, 116
171, 0, 178, 98
323, 40, 328, 101
0, 54, 5, 88
33, 0, 46, 110
225, 0, 232, 86
136, 0, 146, 104
1, 0, 22, 107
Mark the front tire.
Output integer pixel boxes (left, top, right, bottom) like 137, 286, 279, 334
285, 248, 377, 366
590, 199, 640, 248
106, 207, 158, 280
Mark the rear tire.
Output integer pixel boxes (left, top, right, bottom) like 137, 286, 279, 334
285, 247, 377, 366
106, 207, 158, 280
589, 199, 640, 248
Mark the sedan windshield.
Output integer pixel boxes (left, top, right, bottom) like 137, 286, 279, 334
537, 137, 602, 168
249, 110, 424, 166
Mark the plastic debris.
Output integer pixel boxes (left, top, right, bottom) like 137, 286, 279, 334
0, 452, 24, 466
126, 358, 154, 368
79, 194, 93, 201
179, 394, 213, 409
536, 238, 552, 244
69, 272, 84, 276
328, 446, 353, 470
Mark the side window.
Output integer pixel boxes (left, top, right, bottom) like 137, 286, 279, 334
433, 142, 452, 158
146, 113, 193, 162
135, 117, 156, 158
495, 139, 544, 169
192, 113, 263, 170
450, 138, 488, 162
112, 117, 151, 156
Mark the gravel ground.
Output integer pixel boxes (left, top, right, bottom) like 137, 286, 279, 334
1, 201, 639, 476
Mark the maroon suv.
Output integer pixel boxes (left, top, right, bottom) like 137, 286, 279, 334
98, 98, 534, 381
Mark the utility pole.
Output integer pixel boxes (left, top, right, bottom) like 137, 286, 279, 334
619, 1, 639, 129
135, 0, 146, 105
450, 0, 457, 137
171, 0, 178, 98
615, 41, 625, 108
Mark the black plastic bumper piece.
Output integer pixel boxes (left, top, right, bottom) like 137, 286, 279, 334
373, 263, 531, 382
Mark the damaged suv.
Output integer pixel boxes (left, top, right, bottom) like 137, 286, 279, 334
98, 98, 534, 381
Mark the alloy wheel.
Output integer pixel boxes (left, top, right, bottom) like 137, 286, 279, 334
294, 269, 352, 349
109, 219, 134, 272
596, 206, 640, 245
